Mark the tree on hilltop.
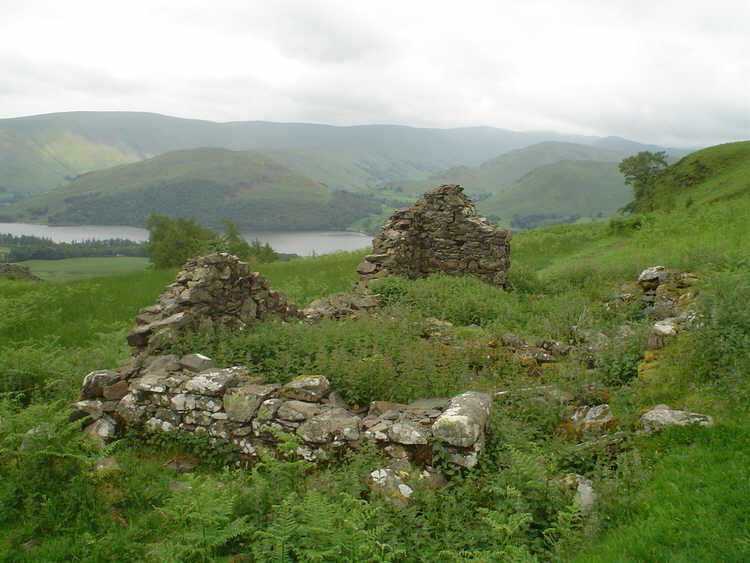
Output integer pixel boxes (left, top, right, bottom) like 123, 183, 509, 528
619, 151, 668, 213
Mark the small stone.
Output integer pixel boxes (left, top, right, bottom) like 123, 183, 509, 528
81, 370, 120, 399
388, 421, 430, 445
568, 404, 616, 435
277, 400, 321, 422
223, 384, 279, 422
184, 367, 247, 396
102, 380, 129, 401
179, 353, 214, 373
84, 415, 118, 448
280, 375, 331, 402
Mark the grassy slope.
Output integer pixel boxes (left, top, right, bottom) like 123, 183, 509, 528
377, 141, 625, 197
0, 142, 747, 560
480, 160, 629, 228
21, 256, 149, 282
5, 148, 382, 230
0, 111, 622, 196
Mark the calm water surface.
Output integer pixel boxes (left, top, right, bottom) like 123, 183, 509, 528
0, 223, 372, 256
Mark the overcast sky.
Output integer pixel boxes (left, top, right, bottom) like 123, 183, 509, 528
1, 0, 748, 147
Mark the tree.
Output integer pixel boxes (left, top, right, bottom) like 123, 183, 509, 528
146, 214, 221, 268
146, 214, 279, 268
618, 151, 668, 213
220, 219, 254, 262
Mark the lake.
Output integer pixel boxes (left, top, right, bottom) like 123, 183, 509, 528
0, 223, 372, 256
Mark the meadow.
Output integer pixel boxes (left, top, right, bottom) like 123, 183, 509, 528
0, 142, 748, 561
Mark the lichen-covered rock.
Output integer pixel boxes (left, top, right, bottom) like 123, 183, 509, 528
183, 367, 247, 396
297, 408, 360, 443
115, 393, 148, 426
567, 404, 616, 436
388, 421, 430, 445
432, 391, 492, 448
223, 384, 279, 422
355, 185, 511, 289
648, 318, 679, 349
640, 404, 713, 433
280, 375, 331, 402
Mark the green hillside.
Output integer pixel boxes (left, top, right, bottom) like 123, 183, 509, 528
379, 141, 626, 198
650, 140, 750, 210
0, 112, 578, 195
0, 112, 679, 197
0, 142, 747, 561
479, 160, 629, 229
4, 148, 382, 231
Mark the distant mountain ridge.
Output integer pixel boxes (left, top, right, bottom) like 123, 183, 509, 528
0, 111, 687, 196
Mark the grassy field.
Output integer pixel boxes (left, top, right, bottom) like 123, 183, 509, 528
0, 142, 748, 561
21, 256, 150, 281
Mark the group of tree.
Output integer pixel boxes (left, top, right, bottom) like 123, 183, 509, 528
146, 214, 278, 269
0, 234, 147, 262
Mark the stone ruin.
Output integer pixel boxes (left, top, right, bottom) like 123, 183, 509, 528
73, 251, 492, 478
355, 184, 511, 289
127, 253, 301, 353
0, 263, 41, 281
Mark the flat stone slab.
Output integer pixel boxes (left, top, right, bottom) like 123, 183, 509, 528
640, 404, 713, 433
183, 367, 247, 396
280, 375, 331, 402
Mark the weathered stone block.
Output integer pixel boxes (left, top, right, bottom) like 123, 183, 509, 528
280, 375, 331, 402
432, 391, 492, 448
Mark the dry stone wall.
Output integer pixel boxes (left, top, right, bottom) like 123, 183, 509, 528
356, 184, 511, 289
73, 354, 492, 468
127, 253, 300, 353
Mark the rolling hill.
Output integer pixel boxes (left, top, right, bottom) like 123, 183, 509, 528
3, 148, 382, 231
377, 141, 627, 198
478, 160, 630, 229
0, 111, 681, 197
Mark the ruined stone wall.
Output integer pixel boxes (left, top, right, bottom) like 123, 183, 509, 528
127, 253, 300, 352
0, 263, 41, 280
356, 184, 511, 288
74, 354, 492, 469
74, 251, 491, 470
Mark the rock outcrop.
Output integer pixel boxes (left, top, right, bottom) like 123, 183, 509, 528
355, 185, 511, 289
127, 253, 300, 352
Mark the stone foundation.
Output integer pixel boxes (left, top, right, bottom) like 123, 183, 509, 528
73, 354, 492, 468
